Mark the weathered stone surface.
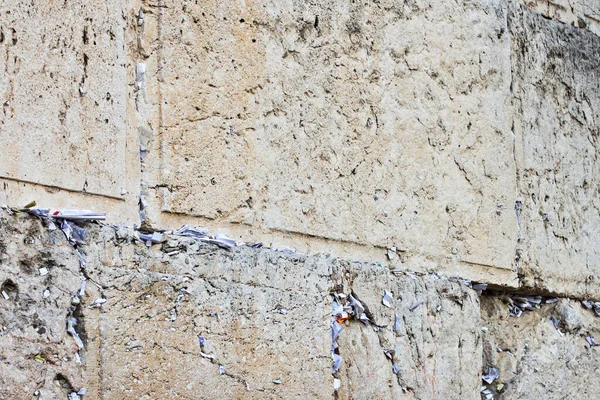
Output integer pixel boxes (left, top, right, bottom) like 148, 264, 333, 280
0, 211, 484, 399
510, 2, 600, 297
333, 263, 482, 399
0, 214, 84, 399
3, 0, 600, 397
481, 295, 600, 399
86, 245, 333, 399
143, 0, 517, 283
0, 0, 128, 198
516, 0, 600, 35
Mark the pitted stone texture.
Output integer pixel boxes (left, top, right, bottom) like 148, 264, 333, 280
510, 2, 600, 297
0, 0, 128, 197
146, 0, 517, 276
516, 0, 600, 35
332, 262, 482, 400
0, 214, 84, 399
86, 243, 334, 399
481, 296, 600, 399
0, 0, 600, 295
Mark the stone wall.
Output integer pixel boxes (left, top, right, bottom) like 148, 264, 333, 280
0, 211, 483, 399
1, 0, 599, 295
2, 209, 600, 399
510, 2, 600, 298
481, 295, 600, 399
1, 1, 600, 397
1, 0, 599, 296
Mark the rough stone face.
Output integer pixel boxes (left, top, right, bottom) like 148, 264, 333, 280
0, 0, 128, 198
0, 213, 85, 399
510, 2, 600, 297
86, 241, 333, 399
516, 0, 600, 35
0, 212, 483, 399
2, 0, 600, 397
143, 0, 518, 283
333, 263, 482, 399
481, 295, 600, 399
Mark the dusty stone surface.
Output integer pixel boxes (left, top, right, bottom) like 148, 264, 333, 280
0, 212, 484, 399
481, 295, 600, 399
510, 1, 600, 298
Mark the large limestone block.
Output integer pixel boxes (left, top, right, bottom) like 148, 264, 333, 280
0, 0, 128, 198
87, 245, 333, 399
146, 0, 517, 277
510, 2, 600, 296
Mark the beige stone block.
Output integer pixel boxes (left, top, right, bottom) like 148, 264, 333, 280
149, 0, 517, 279
0, 1, 128, 198
510, 2, 600, 297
